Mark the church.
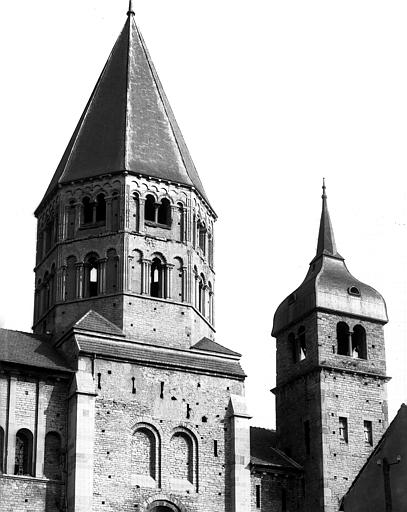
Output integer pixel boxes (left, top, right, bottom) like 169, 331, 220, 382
0, 4, 403, 512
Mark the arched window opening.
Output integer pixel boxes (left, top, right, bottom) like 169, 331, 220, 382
44, 432, 62, 480
67, 200, 76, 239
151, 258, 164, 298
65, 256, 77, 300
133, 193, 140, 231
158, 198, 171, 226
0, 426, 4, 473
85, 254, 99, 297
352, 325, 367, 359
14, 429, 33, 476
169, 432, 194, 484
106, 249, 118, 294
288, 333, 297, 362
177, 202, 184, 241
132, 427, 157, 480
208, 233, 214, 267
95, 193, 106, 223
298, 326, 306, 360
44, 219, 53, 254
145, 195, 156, 222
192, 214, 197, 247
82, 197, 94, 224
337, 322, 350, 356
207, 282, 213, 323
198, 222, 206, 254
44, 272, 50, 311
198, 274, 205, 315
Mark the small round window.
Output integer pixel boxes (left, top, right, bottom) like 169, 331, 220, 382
348, 286, 361, 296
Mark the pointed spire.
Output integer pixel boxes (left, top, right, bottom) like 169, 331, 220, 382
39, 6, 210, 209
127, 0, 135, 16
315, 179, 343, 260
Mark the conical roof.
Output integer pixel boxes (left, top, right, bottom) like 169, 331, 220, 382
41, 9, 209, 206
272, 182, 387, 336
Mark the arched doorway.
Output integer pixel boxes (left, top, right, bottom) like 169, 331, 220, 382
148, 501, 180, 512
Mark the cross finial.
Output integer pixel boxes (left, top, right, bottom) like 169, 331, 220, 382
127, 0, 135, 16
322, 177, 327, 199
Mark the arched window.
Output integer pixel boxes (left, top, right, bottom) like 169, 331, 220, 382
151, 257, 164, 298
43, 271, 50, 311
133, 193, 140, 232
15, 429, 33, 476
298, 326, 306, 360
106, 249, 118, 294
85, 254, 100, 297
44, 432, 62, 480
169, 432, 194, 484
145, 195, 156, 222
337, 322, 350, 356
207, 281, 213, 323
352, 325, 367, 359
208, 233, 214, 267
95, 193, 106, 223
67, 200, 76, 239
158, 198, 171, 226
65, 255, 77, 300
198, 274, 205, 315
132, 427, 157, 481
177, 202, 184, 241
288, 332, 297, 362
198, 222, 206, 254
82, 197, 93, 224
0, 426, 4, 473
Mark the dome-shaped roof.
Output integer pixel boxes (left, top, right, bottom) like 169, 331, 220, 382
272, 182, 388, 336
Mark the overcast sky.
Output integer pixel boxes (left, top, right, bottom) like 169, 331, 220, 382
0, 1, 406, 427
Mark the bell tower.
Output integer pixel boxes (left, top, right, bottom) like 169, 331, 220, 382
32, 5, 215, 349
272, 182, 390, 512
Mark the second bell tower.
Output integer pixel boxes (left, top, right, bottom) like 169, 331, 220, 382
272, 183, 390, 512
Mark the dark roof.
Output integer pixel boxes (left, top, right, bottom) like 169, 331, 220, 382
191, 337, 241, 357
314, 179, 343, 261
0, 328, 72, 372
40, 11, 209, 208
74, 310, 124, 337
75, 336, 245, 379
250, 426, 302, 471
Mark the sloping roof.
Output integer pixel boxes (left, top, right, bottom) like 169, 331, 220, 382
74, 310, 124, 337
0, 328, 72, 372
41, 10, 209, 207
314, 179, 343, 261
250, 426, 302, 471
75, 336, 245, 379
191, 337, 241, 357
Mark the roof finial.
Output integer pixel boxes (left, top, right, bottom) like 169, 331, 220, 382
322, 177, 327, 199
127, 0, 135, 16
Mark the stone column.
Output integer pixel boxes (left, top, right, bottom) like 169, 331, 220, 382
105, 196, 113, 231
76, 263, 84, 299
98, 258, 107, 295
138, 197, 145, 232
165, 264, 174, 299
194, 274, 199, 309
126, 256, 133, 291
74, 202, 82, 231
182, 266, 188, 303
209, 290, 214, 324
227, 395, 252, 512
142, 259, 151, 295
6, 374, 17, 474
57, 266, 67, 302
35, 379, 46, 477
66, 369, 96, 512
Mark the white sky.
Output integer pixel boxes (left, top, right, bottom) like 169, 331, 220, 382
0, 1, 406, 428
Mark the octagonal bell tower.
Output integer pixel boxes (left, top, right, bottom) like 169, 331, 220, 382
272, 182, 390, 512
33, 5, 215, 350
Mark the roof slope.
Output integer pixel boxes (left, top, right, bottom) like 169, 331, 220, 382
42, 10, 208, 206
74, 310, 124, 337
191, 337, 241, 357
250, 427, 302, 470
0, 328, 72, 372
